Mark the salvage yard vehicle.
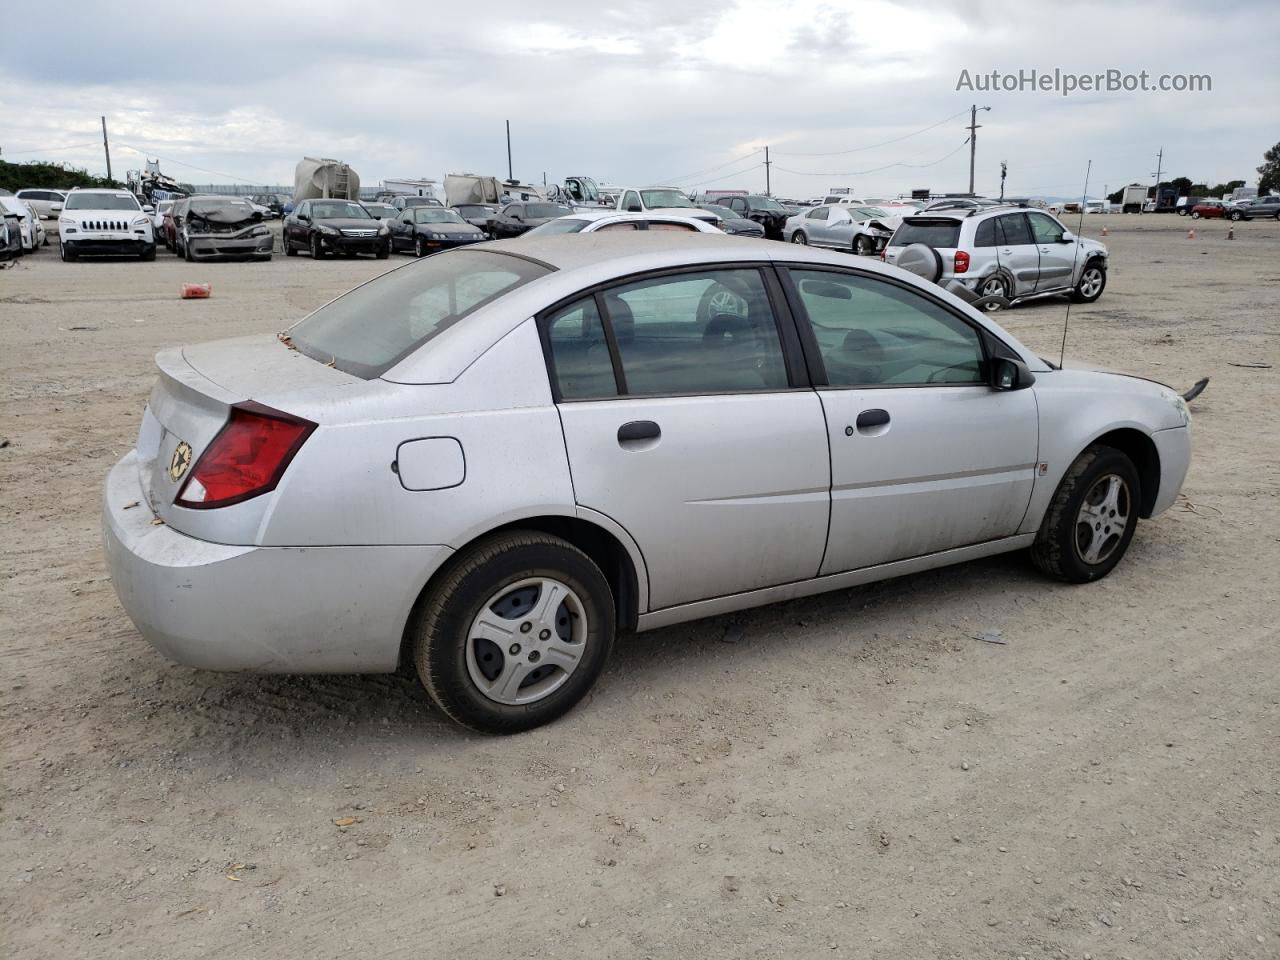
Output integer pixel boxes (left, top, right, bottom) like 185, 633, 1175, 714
453, 203, 500, 233
786, 203, 896, 254
103, 233, 1191, 734
362, 202, 397, 220
1189, 201, 1226, 220
1228, 196, 1279, 221
14, 188, 66, 218
0, 210, 21, 260
716, 194, 791, 239
0, 196, 45, 251
487, 201, 575, 239
389, 206, 486, 256
283, 198, 391, 259
883, 205, 1108, 310
390, 195, 443, 213
58, 188, 156, 261
524, 210, 723, 236
700, 204, 766, 237
177, 196, 274, 262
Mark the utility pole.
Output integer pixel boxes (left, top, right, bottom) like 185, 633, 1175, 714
999, 160, 1007, 201
101, 116, 112, 183
764, 146, 771, 197
1151, 146, 1163, 208
505, 120, 512, 181
966, 105, 990, 195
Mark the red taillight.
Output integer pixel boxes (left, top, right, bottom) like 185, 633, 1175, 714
175, 402, 316, 509
954, 250, 970, 274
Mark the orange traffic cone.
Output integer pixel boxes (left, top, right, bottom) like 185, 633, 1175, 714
1187, 228, 1195, 239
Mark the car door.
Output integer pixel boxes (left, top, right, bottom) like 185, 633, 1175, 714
544, 266, 830, 610
802, 205, 830, 243
783, 267, 1038, 573
1026, 212, 1075, 293
993, 214, 1040, 297
393, 211, 414, 249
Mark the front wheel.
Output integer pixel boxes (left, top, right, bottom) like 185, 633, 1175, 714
310, 234, 326, 259
1191, 211, 1201, 219
854, 234, 875, 255
140, 244, 156, 262
376, 241, 390, 260
790, 231, 807, 245
1031, 445, 1140, 583
1229, 210, 1243, 222
59, 243, 77, 262
183, 237, 194, 262
410, 531, 615, 734
414, 236, 426, 258
1071, 260, 1106, 303
285, 236, 297, 256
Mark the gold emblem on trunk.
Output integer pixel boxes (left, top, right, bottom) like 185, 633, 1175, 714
169, 441, 193, 481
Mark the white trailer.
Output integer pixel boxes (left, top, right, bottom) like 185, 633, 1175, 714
1119, 184, 1147, 214
381, 178, 440, 200
293, 157, 360, 202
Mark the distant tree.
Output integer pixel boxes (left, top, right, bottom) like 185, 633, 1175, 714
0, 159, 118, 193
1189, 183, 1209, 194
1208, 179, 1246, 196
1259, 142, 1280, 195
1167, 176, 1193, 196
1107, 187, 1124, 204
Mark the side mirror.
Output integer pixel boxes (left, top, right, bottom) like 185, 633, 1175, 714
298, 213, 310, 222
1059, 230, 1074, 242
143, 205, 155, 214
51, 204, 63, 213
990, 357, 1035, 391
625, 204, 641, 213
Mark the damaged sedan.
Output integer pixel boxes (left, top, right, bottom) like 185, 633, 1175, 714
178, 196, 274, 262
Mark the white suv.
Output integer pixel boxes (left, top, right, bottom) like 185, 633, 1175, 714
884, 205, 1107, 310
58, 188, 156, 261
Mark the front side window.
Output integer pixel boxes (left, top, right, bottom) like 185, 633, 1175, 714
547, 298, 618, 399
789, 270, 985, 387
595, 221, 640, 232
289, 250, 550, 378
1027, 212, 1065, 243
604, 269, 788, 395
621, 192, 641, 211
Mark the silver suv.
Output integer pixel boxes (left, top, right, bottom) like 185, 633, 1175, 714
883, 205, 1108, 310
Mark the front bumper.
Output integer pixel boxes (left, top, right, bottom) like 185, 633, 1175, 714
421, 235, 484, 252
186, 233, 274, 259
1150, 425, 1191, 516
62, 235, 152, 256
102, 451, 453, 673
317, 232, 386, 254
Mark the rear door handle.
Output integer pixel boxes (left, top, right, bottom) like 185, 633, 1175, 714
617, 420, 660, 443
855, 408, 890, 429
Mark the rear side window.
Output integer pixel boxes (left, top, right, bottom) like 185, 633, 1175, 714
546, 298, 618, 400
605, 270, 788, 395
996, 214, 1033, 245
974, 219, 997, 247
807, 207, 830, 220
892, 218, 961, 248
289, 250, 551, 378
788, 270, 985, 387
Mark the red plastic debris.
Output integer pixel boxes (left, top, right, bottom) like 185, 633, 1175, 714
181, 283, 212, 299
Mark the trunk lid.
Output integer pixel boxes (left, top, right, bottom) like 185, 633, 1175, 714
137, 335, 356, 539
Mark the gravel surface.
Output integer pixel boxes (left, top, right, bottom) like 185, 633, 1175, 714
2, 215, 1277, 958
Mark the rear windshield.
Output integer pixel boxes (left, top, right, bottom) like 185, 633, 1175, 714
288, 250, 551, 378
892, 218, 961, 247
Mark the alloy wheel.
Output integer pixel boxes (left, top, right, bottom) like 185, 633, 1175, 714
1079, 266, 1104, 299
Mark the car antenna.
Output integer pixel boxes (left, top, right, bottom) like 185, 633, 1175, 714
1058, 159, 1092, 369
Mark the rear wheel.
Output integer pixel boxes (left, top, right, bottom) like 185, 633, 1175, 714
790, 231, 807, 244
1229, 210, 1243, 222
978, 274, 1011, 311
183, 236, 194, 262
410, 531, 615, 734
1031, 445, 1140, 583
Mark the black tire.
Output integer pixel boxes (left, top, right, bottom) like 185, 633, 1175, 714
310, 233, 326, 259
414, 236, 426, 258
1031, 445, 1140, 584
410, 531, 615, 734
1229, 210, 1243, 222
59, 243, 77, 262
977, 273, 1011, 311
1190, 211, 1201, 220
1176, 208, 1187, 216
854, 234, 875, 256
140, 244, 156, 262
285, 236, 297, 256
376, 241, 390, 260
1071, 259, 1106, 303
183, 237, 194, 262
790, 231, 807, 245
1274, 211, 1280, 221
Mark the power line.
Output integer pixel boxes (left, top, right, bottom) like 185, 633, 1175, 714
114, 142, 268, 184
771, 109, 970, 158
671, 156, 767, 189
772, 140, 969, 178
659, 149, 764, 185
1, 141, 102, 156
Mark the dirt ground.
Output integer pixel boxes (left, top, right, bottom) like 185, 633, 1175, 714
2, 214, 1277, 959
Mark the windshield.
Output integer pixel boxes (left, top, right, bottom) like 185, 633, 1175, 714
892, 218, 962, 247
456, 205, 496, 217
855, 207, 890, 218
525, 218, 589, 235
749, 197, 784, 211
401, 197, 438, 207
64, 192, 140, 211
365, 204, 394, 216
525, 203, 573, 218
289, 250, 552, 378
639, 189, 693, 208
573, 178, 600, 201
414, 209, 465, 224
311, 201, 370, 219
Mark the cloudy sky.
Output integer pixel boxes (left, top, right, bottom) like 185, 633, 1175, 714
2, 0, 1276, 199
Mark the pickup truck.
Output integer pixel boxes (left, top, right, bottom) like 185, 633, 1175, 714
613, 187, 721, 227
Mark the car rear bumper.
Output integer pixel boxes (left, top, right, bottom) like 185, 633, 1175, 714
1150, 425, 1191, 516
186, 234, 274, 258
102, 451, 453, 673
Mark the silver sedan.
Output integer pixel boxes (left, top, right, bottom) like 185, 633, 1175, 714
786, 204, 898, 254
104, 233, 1191, 732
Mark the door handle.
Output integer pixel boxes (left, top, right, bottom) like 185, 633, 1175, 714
617, 420, 660, 443
854, 408, 890, 429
